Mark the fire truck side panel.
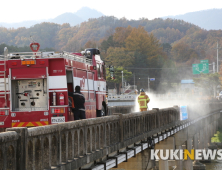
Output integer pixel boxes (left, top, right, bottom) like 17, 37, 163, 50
11, 67, 46, 79
73, 68, 96, 118
88, 72, 95, 101
0, 110, 11, 127
48, 58, 66, 76
75, 69, 88, 100
48, 58, 67, 106
0, 78, 10, 108
11, 111, 49, 127
87, 72, 96, 118
95, 81, 106, 110
11, 79, 48, 111
48, 58, 68, 124
95, 62, 106, 110
7, 58, 50, 127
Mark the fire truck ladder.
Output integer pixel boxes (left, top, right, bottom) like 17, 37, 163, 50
0, 47, 8, 107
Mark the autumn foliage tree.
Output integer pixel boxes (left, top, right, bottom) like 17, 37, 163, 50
101, 26, 166, 90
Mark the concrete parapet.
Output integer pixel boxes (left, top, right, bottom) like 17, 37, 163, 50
0, 131, 19, 170
108, 105, 135, 115
0, 103, 221, 170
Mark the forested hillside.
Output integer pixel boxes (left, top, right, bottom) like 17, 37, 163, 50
0, 16, 200, 50
0, 16, 221, 92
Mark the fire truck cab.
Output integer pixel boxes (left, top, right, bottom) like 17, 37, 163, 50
0, 44, 107, 130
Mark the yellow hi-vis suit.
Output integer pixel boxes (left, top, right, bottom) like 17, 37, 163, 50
138, 92, 150, 111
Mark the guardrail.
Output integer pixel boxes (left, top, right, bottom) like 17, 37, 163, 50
108, 93, 212, 100
0, 102, 221, 170
108, 95, 137, 101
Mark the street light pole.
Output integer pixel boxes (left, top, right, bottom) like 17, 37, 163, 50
121, 71, 124, 94
213, 62, 215, 73
214, 41, 221, 72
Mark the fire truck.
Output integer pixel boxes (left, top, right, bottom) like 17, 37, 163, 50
0, 42, 108, 131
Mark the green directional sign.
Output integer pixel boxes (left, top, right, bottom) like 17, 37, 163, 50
192, 63, 209, 74
200, 60, 209, 63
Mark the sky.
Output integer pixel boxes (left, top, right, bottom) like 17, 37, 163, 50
2, 0, 222, 23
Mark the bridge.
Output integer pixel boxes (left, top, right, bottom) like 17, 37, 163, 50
0, 102, 222, 170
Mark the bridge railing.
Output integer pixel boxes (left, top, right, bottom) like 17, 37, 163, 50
0, 131, 18, 170
0, 105, 193, 170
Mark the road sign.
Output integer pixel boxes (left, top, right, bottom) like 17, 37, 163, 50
200, 60, 209, 63
192, 63, 209, 74
180, 106, 188, 120
150, 78, 155, 81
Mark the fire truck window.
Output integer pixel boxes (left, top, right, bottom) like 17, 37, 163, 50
97, 64, 101, 78
102, 65, 106, 80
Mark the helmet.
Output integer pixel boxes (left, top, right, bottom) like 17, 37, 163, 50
140, 88, 145, 92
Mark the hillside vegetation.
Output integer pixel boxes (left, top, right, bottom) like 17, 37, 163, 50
0, 16, 221, 91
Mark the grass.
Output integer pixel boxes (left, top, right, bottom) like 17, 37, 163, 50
211, 131, 222, 143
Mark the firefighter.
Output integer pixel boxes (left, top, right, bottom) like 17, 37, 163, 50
138, 88, 150, 111
69, 86, 86, 120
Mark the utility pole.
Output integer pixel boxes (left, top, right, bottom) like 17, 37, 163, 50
134, 73, 135, 91
121, 71, 124, 94
213, 62, 216, 97
217, 41, 219, 72
214, 41, 221, 72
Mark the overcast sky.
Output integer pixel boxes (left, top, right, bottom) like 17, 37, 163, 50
2, 0, 222, 23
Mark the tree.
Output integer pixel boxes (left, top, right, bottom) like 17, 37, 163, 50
84, 40, 97, 49
193, 73, 220, 97
100, 35, 115, 52
105, 47, 134, 67
113, 26, 133, 46
106, 66, 132, 94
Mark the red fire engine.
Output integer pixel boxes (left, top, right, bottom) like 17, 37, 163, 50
0, 42, 108, 130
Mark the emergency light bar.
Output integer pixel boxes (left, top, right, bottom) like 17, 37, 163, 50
21, 60, 36, 65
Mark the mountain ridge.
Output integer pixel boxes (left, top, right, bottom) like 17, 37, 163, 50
0, 8, 221, 30
162, 8, 222, 30
0, 7, 104, 28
